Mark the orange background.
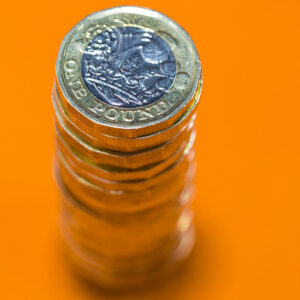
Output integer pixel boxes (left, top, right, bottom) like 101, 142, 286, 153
1, 0, 300, 299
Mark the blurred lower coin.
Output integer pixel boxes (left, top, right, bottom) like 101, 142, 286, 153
65, 226, 195, 290
55, 132, 195, 191
55, 129, 195, 181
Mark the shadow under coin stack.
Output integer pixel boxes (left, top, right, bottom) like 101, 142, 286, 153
52, 6, 202, 289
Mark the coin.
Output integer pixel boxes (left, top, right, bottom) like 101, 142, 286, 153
55, 129, 195, 181
54, 161, 196, 213
56, 146, 195, 192
54, 110, 196, 168
55, 129, 196, 186
55, 6, 202, 138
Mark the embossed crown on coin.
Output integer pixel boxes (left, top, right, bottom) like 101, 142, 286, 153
81, 26, 177, 108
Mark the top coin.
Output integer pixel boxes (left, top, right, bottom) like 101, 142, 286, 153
56, 6, 202, 138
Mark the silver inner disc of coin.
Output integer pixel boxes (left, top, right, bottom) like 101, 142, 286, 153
81, 26, 176, 109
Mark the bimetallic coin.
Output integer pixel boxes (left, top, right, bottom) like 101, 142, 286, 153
54, 109, 195, 169
56, 145, 195, 192
56, 6, 202, 138
55, 129, 196, 181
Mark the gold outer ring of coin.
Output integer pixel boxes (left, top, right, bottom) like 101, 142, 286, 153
55, 130, 195, 189
54, 162, 196, 213
54, 109, 196, 169
54, 120, 194, 170
55, 160, 196, 214
53, 81, 200, 152
55, 129, 195, 186
55, 129, 195, 181
55, 6, 202, 138
54, 97, 196, 159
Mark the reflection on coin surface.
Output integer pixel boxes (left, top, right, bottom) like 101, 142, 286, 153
81, 26, 176, 108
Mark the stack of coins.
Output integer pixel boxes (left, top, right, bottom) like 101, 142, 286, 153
52, 6, 202, 289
